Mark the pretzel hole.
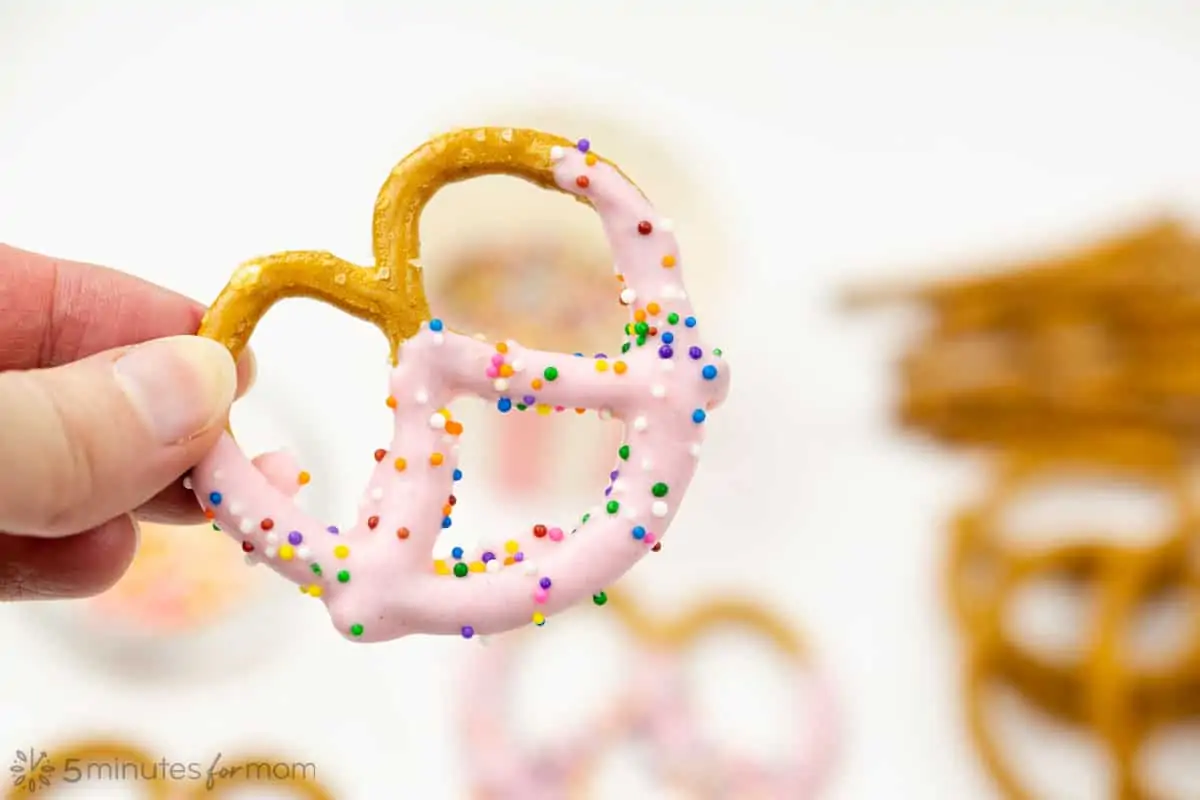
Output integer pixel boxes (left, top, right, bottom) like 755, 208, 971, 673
995, 476, 1177, 550
979, 679, 1111, 798
1141, 722, 1200, 798
503, 603, 635, 752
679, 627, 805, 765
1124, 584, 1199, 669
1002, 574, 1098, 665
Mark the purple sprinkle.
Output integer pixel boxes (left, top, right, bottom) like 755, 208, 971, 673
604, 487, 613, 497
461, 626, 474, 639
326, 525, 339, 535
481, 551, 495, 563
658, 345, 674, 359
594, 353, 607, 359
539, 577, 552, 590
688, 346, 703, 360
287, 531, 303, 545
577, 139, 590, 153
523, 395, 536, 405
514, 552, 525, 562
610, 470, 619, 480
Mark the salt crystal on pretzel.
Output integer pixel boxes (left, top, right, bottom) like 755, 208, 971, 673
188, 129, 730, 642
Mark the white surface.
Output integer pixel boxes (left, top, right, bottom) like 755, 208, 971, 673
1, 2, 1200, 798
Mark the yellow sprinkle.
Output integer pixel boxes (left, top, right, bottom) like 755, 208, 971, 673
532, 612, 546, 625
496, 342, 508, 354
434, 560, 450, 575
614, 361, 628, 375
661, 254, 676, 268
469, 561, 486, 573
499, 364, 514, 378
595, 360, 609, 372
299, 584, 309, 594
394, 457, 407, 471
308, 585, 323, 598
279, 544, 295, 561
430, 452, 444, 466
297, 471, 311, 485
504, 539, 519, 554
585, 153, 598, 166
536, 403, 552, 416
438, 408, 452, 421
334, 545, 350, 559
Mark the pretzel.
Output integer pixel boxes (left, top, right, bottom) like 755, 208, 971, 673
185, 129, 729, 642
945, 437, 1200, 798
459, 589, 838, 799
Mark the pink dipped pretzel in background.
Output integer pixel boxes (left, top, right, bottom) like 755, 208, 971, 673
188, 129, 730, 642
459, 592, 840, 799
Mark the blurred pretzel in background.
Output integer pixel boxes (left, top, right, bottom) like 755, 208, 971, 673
5, 738, 334, 798
458, 588, 838, 799
848, 219, 1200, 799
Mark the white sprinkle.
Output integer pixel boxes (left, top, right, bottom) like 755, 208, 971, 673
598, 407, 613, 421
473, 332, 488, 341
213, 469, 224, 481
486, 559, 502, 573
493, 378, 509, 392
501, 128, 514, 142
334, 273, 347, 285
651, 501, 669, 518
523, 561, 538, 576
659, 218, 675, 232
641, 458, 654, 471
623, 507, 639, 520
550, 145, 565, 161
415, 389, 429, 404
229, 503, 243, 516
611, 478, 627, 494
633, 416, 648, 432
370, 487, 384, 500
619, 288, 637, 305
510, 358, 525, 372
264, 546, 278, 559
182, 476, 192, 490
651, 384, 666, 398
238, 518, 253, 534
690, 443, 702, 457
432, 333, 444, 346
660, 359, 675, 372
429, 413, 447, 430
297, 546, 311, 560
266, 532, 279, 544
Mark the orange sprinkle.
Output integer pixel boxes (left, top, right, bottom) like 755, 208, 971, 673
646, 302, 661, 316
575, 408, 586, 414
297, 470, 311, 485
595, 360, 609, 373
430, 452, 444, 466
445, 421, 463, 436
585, 152, 598, 166
204, 509, 215, 520
616, 273, 625, 282
394, 457, 407, 471
614, 361, 628, 375
531, 378, 543, 390
442, 504, 452, 516
662, 254, 676, 268
496, 342, 509, 354
386, 396, 397, 409
504, 557, 515, 566
499, 364, 514, 378
396, 527, 410, 540
633, 309, 647, 322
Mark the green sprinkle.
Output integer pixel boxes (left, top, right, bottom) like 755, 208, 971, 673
621, 342, 631, 353
634, 321, 649, 336
636, 335, 647, 347
311, 564, 322, 576
454, 562, 469, 577
350, 624, 364, 637
618, 445, 630, 460
593, 592, 608, 606
516, 403, 528, 411
543, 366, 559, 381
337, 570, 350, 583
651, 482, 669, 497
667, 312, 680, 324
714, 348, 723, 356
582, 512, 591, 523
606, 500, 620, 514
624, 323, 633, 335
212, 523, 221, 531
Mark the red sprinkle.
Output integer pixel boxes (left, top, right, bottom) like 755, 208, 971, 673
241, 541, 255, 553
637, 220, 652, 235
374, 449, 386, 463
260, 518, 274, 531
448, 495, 457, 506
652, 542, 662, 552
533, 524, 548, 538
368, 515, 379, 530
575, 175, 590, 188
396, 527, 410, 540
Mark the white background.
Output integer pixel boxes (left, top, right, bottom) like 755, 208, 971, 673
2, 2, 1200, 798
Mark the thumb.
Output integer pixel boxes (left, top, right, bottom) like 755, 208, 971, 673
0, 335, 237, 536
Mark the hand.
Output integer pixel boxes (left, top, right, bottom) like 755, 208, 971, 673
0, 245, 255, 600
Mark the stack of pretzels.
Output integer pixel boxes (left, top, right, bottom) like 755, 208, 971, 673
851, 219, 1200, 798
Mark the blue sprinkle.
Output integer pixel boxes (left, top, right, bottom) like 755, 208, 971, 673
208, 491, 222, 506
574, 352, 583, 357
692, 409, 707, 423
684, 316, 697, 328
442, 516, 453, 529
497, 397, 512, 413
430, 318, 444, 332
702, 365, 718, 380
662, 331, 674, 344
631, 525, 647, 540
453, 468, 463, 481
451, 546, 464, 559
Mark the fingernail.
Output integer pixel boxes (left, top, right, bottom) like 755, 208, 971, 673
114, 336, 238, 444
